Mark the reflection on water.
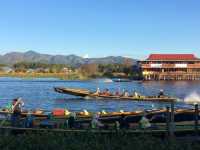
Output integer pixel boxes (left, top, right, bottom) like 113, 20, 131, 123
0, 77, 199, 112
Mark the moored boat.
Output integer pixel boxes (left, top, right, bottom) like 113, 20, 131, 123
0, 108, 199, 127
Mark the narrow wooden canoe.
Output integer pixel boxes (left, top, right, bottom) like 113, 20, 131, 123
0, 108, 199, 128
54, 87, 176, 102
0, 108, 199, 126
55, 87, 91, 97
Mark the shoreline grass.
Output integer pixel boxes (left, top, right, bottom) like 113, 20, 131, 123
0, 132, 199, 150
0, 72, 88, 80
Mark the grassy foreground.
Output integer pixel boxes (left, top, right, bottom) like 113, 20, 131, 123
0, 132, 200, 150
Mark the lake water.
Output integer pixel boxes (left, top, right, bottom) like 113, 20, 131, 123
0, 77, 200, 112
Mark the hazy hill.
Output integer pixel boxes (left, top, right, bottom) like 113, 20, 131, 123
0, 51, 137, 67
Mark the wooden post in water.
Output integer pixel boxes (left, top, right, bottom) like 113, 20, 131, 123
170, 100, 175, 137
194, 104, 199, 136
166, 106, 170, 136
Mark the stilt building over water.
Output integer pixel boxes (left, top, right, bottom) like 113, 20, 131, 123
140, 54, 200, 80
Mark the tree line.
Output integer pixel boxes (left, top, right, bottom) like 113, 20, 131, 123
79, 63, 142, 79
0, 61, 142, 79
12, 62, 72, 73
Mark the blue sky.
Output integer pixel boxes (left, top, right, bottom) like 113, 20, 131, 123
0, 0, 200, 58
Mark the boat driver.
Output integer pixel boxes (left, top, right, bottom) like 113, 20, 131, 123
12, 98, 24, 113
158, 89, 164, 98
11, 98, 24, 127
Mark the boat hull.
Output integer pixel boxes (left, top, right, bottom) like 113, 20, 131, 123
54, 87, 176, 102
0, 109, 198, 124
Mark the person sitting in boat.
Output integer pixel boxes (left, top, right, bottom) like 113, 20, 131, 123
158, 89, 165, 98
133, 91, 140, 98
68, 112, 76, 128
115, 90, 120, 96
139, 113, 151, 129
103, 89, 111, 96
83, 109, 90, 116
101, 110, 107, 115
124, 90, 129, 97
94, 88, 101, 95
121, 89, 125, 96
91, 113, 104, 129
65, 109, 71, 116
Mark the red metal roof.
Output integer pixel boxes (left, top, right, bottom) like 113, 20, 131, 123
147, 54, 199, 60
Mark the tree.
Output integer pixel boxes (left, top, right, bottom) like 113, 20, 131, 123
79, 63, 98, 77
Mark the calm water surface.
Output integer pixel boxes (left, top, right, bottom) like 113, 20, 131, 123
0, 77, 200, 112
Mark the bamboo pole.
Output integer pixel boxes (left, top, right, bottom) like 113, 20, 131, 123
170, 100, 175, 137
194, 104, 199, 136
166, 106, 170, 136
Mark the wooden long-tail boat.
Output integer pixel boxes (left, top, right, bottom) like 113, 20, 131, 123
0, 108, 198, 124
0, 106, 200, 135
54, 87, 176, 102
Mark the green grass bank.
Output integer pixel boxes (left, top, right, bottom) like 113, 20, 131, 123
0, 132, 200, 150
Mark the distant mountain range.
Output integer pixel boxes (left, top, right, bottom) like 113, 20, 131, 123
0, 51, 137, 67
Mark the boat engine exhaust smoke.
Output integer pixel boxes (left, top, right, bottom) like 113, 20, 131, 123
184, 91, 200, 104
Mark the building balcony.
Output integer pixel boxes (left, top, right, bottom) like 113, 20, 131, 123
141, 63, 200, 69
144, 71, 200, 75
